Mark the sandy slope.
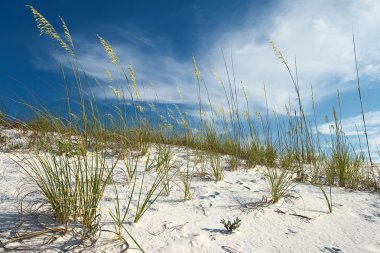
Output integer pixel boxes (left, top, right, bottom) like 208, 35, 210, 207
0, 129, 379, 252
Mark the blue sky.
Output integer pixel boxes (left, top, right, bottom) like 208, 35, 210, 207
2, 0, 380, 151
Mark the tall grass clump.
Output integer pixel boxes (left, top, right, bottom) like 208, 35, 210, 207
19, 151, 76, 230
227, 154, 239, 171
270, 41, 317, 174
153, 144, 174, 195
264, 166, 294, 204
269, 40, 378, 191
323, 103, 366, 189
209, 152, 223, 181
22, 6, 121, 240
133, 152, 169, 223
122, 152, 139, 182
17, 126, 118, 238
181, 158, 193, 200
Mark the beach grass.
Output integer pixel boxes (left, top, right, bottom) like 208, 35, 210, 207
0, 5, 378, 250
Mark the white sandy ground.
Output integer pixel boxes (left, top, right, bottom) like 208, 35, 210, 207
0, 128, 380, 252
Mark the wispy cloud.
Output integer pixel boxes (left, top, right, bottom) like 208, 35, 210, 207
318, 111, 380, 136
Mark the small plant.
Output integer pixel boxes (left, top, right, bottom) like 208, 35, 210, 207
221, 217, 241, 233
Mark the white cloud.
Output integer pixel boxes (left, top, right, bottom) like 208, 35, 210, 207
318, 111, 380, 153
205, 0, 380, 112
44, 39, 199, 105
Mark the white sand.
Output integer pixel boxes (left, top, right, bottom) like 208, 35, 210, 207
0, 129, 380, 252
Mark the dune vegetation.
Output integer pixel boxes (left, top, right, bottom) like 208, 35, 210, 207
0, 5, 379, 252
